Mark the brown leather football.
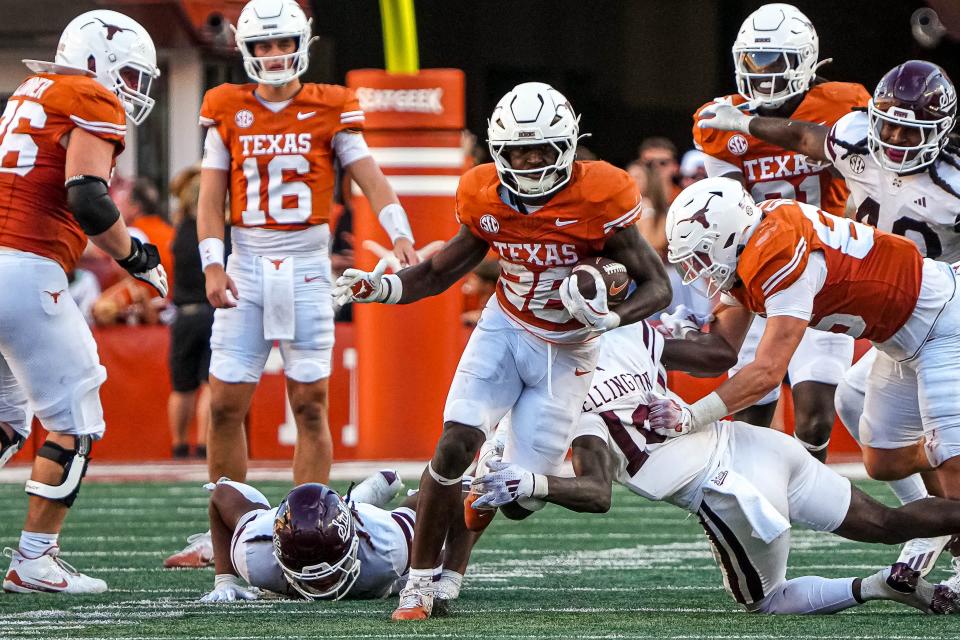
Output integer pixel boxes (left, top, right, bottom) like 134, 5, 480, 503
572, 257, 631, 307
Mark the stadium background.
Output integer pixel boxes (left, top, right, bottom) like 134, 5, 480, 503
1, 0, 958, 466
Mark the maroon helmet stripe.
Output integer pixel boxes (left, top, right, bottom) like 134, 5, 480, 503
701, 502, 764, 603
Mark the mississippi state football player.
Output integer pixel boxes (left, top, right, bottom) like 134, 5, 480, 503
693, 2, 868, 453
198, 472, 478, 605
0, 10, 165, 594
197, 0, 416, 486
333, 82, 672, 619
698, 59, 960, 579
471, 321, 960, 614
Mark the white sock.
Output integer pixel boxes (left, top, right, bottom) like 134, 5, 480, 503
407, 567, 434, 588
18, 531, 58, 559
437, 569, 464, 599
754, 576, 858, 614
887, 474, 928, 505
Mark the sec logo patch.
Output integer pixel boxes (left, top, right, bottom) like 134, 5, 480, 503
235, 110, 254, 128
727, 134, 748, 156
849, 154, 865, 174
479, 214, 500, 234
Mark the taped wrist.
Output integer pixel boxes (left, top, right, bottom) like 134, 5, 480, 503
117, 237, 160, 275
65, 175, 121, 236
531, 473, 549, 499
378, 274, 403, 304
688, 391, 728, 430
213, 574, 242, 589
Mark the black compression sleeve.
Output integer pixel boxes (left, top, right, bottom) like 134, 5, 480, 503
65, 175, 121, 236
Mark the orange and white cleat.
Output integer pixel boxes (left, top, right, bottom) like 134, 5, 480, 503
163, 531, 214, 568
391, 584, 434, 621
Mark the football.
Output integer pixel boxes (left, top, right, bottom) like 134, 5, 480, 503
572, 257, 631, 307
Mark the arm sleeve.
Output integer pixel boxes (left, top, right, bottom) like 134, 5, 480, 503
332, 131, 371, 168
763, 252, 826, 320
201, 127, 231, 171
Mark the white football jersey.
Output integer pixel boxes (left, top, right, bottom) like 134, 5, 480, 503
231, 502, 414, 599
573, 322, 728, 504
827, 111, 960, 263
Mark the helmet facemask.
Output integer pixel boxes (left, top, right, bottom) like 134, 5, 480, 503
276, 533, 361, 600
236, 32, 313, 86
867, 98, 954, 174
733, 46, 816, 108
489, 137, 576, 198
111, 62, 156, 125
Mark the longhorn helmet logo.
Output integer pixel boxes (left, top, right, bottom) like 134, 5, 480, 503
93, 18, 134, 41
687, 193, 720, 229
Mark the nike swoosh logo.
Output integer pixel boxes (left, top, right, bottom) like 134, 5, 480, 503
22, 576, 69, 590
609, 280, 628, 296
297, 111, 316, 120
304, 275, 323, 283
555, 218, 577, 227
575, 369, 592, 377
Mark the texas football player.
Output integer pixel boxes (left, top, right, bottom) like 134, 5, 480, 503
0, 10, 164, 594
471, 321, 960, 614
196, 0, 416, 487
333, 82, 672, 619
692, 3, 869, 456
698, 59, 960, 578
198, 473, 478, 604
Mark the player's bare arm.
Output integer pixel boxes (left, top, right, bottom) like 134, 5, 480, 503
202, 481, 269, 603
660, 302, 752, 375
600, 225, 672, 324
471, 435, 613, 514
196, 167, 238, 309
698, 102, 829, 162
347, 154, 419, 267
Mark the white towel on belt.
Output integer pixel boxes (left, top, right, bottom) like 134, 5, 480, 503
703, 468, 791, 544
262, 256, 295, 341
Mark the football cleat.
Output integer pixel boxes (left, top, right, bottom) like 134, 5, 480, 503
391, 584, 434, 621
896, 534, 950, 578
163, 531, 214, 569
882, 562, 958, 614
349, 469, 404, 508
3, 547, 106, 594
939, 554, 960, 596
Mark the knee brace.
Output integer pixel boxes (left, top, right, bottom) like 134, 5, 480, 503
24, 435, 93, 507
0, 428, 26, 469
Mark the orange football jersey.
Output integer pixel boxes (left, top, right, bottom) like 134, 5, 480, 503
0, 73, 126, 272
693, 82, 869, 215
730, 200, 922, 343
199, 83, 363, 231
456, 161, 641, 342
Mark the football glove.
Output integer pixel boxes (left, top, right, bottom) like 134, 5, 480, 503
558, 273, 620, 333
470, 459, 547, 509
200, 574, 260, 603
648, 393, 694, 438
697, 101, 756, 135
657, 304, 714, 339
332, 258, 399, 306
117, 237, 168, 297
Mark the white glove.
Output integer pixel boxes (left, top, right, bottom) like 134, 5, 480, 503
647, 393, 694, 438
200, 574, 260, 603
697, 101, 756, 134
332, 258, 399, 306
470, 459, 547, 510
558, 273, 620, 333
657, 304, 714, 339
134, 264, 168, 298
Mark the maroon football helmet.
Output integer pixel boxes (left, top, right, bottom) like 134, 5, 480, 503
867, 60, 957, 173
272, 483, 360, 600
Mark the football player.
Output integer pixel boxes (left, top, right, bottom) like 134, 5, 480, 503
697, 59, 960, 575
0, 11, 165, 593
471, 321, 960, 614
196, 0, 416, 489
693, 3, 869, 454
198, 472, 477, 605
333, 82, 672, 619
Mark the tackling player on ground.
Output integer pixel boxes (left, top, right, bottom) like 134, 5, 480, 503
334, 82, 672, 619
471, 321, 960, 614
692, 2, 868, 453
0, 10, 165, 593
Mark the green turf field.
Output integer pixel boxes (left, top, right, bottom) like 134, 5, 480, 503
0, 478, 957, 639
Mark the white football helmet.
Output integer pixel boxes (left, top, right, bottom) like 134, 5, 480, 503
234, 0, 317, 86
665, 177, 762, 298
732, 3, 824, 108
487, 82, 580, 198
23, 10, 159, 125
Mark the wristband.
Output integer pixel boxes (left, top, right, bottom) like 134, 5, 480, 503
532, 473, 549, 499
379, 274, 403, 304
199, 237, 225, 271
378, 203, 414, 244
213, 574, 241, 589
688, 391, 728, 430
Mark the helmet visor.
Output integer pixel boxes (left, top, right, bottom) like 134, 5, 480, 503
734, 49, 801, 105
